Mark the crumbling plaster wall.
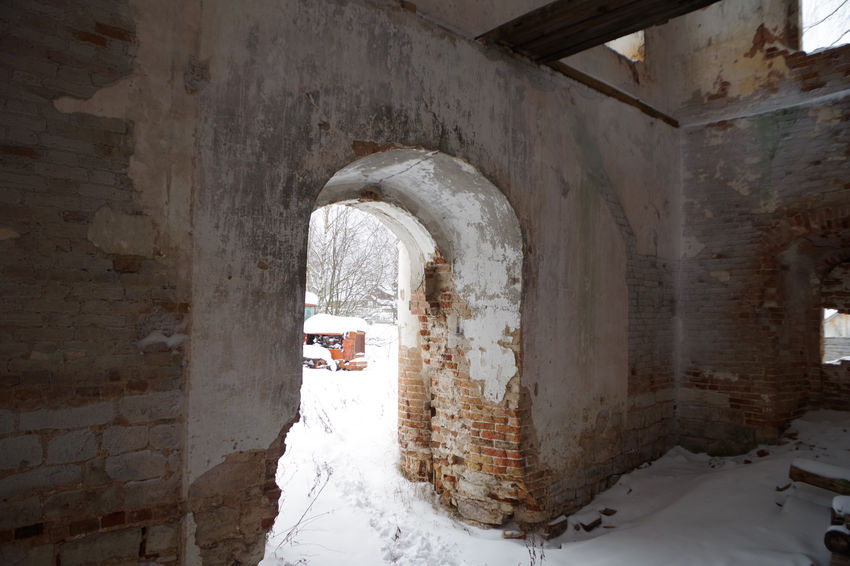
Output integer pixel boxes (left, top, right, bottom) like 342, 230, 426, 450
194, 0, 679, 536
658, 0, 849, 125
318, 149, 531, 524
669, 0, 850, 454
318, 150, 523, 403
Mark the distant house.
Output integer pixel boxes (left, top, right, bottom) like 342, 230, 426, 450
823, 310, 850, 362
824, 310, 850, 338
367, 287, 396, 324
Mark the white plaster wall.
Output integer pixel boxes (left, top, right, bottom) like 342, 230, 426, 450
531, 182, 629, 469
396, 242, 420, 349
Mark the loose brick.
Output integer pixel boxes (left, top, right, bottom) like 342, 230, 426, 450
0, 464, 81, 499
118, 391, 181, 424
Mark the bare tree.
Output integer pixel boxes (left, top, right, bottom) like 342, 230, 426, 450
306, 205, 397, 320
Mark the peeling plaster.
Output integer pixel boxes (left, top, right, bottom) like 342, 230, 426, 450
320, 149, 522, 402
52, 0, 198, 293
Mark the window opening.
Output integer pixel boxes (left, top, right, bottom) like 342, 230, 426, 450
264, 204, 406, 563
823, 307, 850, 363
801, 0, 850, 53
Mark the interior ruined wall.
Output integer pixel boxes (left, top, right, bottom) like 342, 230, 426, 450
193, 0, 679, 536
677, 2, 850, 452
0, 1, 683, 560
14, 0, 850, 563
658, 0, 850, 124
0, 0, 195, 563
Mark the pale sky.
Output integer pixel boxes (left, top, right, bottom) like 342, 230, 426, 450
802, 0, 850, 52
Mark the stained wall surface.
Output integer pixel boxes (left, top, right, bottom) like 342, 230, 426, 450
0, 0, 847, 564
675, 1, 850, 453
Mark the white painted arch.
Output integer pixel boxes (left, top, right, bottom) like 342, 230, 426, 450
317, 149, 523, 402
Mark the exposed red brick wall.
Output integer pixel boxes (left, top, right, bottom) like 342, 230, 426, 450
680, 94, 850, 453
396, 260, 545, 525
398, 340, 432, 481
822, 261, 850, 314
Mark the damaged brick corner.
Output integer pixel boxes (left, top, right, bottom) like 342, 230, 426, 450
187, 417, 296, 565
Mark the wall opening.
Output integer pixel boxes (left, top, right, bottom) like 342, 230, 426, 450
801, 0, 850, 52
819, 259, 850, 410
822, 308, 850, 363
264, 149, 528, 562
264, 203, 406, 563
605, 30, 645, 61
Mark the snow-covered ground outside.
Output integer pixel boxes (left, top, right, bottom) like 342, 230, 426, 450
262, 324, 849, 566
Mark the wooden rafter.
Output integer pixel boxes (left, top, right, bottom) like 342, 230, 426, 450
478, 0, 722, 62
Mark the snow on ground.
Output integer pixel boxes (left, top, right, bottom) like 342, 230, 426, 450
262, 324, 850, 566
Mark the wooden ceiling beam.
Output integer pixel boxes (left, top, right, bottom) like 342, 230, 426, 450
478, 0, 722, 62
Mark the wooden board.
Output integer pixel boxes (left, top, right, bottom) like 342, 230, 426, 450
789, 461, 850, 495
479, 0, 722, 62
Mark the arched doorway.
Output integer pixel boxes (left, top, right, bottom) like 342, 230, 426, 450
313, 148, 536, 526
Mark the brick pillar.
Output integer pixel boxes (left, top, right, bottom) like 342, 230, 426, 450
397, 290, 433, 481
417, 260, 543, 525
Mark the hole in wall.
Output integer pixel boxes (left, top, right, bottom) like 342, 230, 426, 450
263, 148, 524, 562
605, 29, 645, 61
801, 0, 850, 53
263, 203, 439, 563
822, 307, 850, 363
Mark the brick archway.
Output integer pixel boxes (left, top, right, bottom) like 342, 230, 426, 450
315, 149, 541, 525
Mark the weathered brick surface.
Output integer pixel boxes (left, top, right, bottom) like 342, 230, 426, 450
397, 261, 548, 525
0, 1, 184, 563
46, 429, 97, 464
822, 361, 850, 410
188, 422, 293, 566
401, 261, 535, 524
59, 527, 142, 566
398, 342, 432, 481
680, 96, 850, 453
0, 434, 42, 470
